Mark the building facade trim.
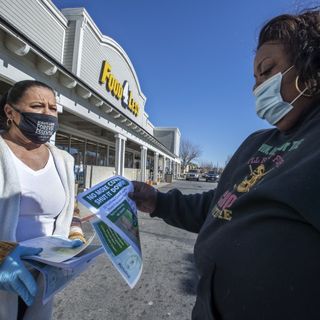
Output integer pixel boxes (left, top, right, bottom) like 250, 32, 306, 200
61, 8, 146, 101
0, 17, 177, 157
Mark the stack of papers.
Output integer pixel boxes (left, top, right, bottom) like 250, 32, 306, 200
21, 225, 103, 304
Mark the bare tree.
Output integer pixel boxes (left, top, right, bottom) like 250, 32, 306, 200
180, 138, 202, 172
199, 161, 214, 172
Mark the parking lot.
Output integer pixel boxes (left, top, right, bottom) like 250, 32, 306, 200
183, 174, 219, 183
53, 179, 217, 320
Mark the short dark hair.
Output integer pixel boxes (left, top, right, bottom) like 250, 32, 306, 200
257, 8, 320, 95
0, 80, 54, 130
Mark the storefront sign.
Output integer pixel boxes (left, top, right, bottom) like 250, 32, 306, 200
99, 61, 139, 117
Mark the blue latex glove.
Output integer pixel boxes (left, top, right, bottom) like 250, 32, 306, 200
50, 236, 83, 248
0, 245, 42, 306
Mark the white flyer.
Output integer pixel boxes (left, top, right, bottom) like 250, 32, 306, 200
77, 175, 142, 288
21, 234, 94, 264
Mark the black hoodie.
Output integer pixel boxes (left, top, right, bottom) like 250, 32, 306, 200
152, 106, 320, 320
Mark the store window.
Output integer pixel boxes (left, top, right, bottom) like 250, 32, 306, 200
0, 80, 12, 97
125, 151, 134, 168
134, 154, 140, 169
97, 144, 108, 166
147, 156, 153, 170
55, 133, 70, 152
70, 137, 85, 186
108, 147, 115, 167
86, 141, 97, 165
55, 130, 115, 187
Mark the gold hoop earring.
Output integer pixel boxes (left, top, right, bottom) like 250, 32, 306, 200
6, 118, 12, 127
295, 76, 313, 97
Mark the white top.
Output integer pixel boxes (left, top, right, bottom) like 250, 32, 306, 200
0, 136, 75, 320
8, 148, 66, 241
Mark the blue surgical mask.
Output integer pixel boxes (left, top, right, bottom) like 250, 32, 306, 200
254, 65, 306, 125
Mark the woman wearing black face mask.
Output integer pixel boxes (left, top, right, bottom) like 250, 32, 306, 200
0, 80, 86, 320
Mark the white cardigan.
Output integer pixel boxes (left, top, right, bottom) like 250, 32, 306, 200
0, 135, 76, 320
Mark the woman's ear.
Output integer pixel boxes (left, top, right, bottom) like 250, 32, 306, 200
3, 104, 14, 120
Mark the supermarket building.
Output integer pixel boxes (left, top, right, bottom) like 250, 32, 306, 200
0, 0, 181, 190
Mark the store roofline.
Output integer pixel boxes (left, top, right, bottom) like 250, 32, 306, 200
0, 15, 178, 159
61, 7, 146, 101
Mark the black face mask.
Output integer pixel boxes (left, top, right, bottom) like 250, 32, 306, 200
10, 104, 59, 144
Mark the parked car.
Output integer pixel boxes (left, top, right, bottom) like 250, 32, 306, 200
186, 169, 200, 181
206, 171, 219, 182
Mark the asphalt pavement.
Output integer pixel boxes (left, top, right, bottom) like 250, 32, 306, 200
52, 179, 217, 320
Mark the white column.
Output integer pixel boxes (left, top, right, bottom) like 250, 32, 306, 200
153, 152, 159, 184
121, 139, 126, 176
158, 155, 163, 181
163, 156, 167, 174
115, 133, 127, 176
173, 162, 176, 178
140, 146, 148, 182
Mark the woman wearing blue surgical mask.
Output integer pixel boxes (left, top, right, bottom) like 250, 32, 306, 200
253, 28, 320, 130
129, 8, 320, 320
0, 80, 86, 320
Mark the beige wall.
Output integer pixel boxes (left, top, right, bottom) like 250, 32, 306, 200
123, 168, 140, 181
123, 168, 150, 181
85, 165, 115, 188
85, 166, 151, 189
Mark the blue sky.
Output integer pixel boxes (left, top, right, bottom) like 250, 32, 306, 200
53, 0, 317, 166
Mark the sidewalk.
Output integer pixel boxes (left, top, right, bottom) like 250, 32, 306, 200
153, 181, 171, 190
